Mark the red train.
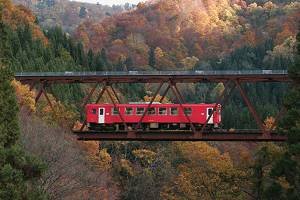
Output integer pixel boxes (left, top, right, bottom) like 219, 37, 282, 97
86, 103, 222, 131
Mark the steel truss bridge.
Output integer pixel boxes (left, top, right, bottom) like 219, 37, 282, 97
15, 70, 290, 142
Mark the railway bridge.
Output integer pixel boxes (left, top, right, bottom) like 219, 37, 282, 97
15, 70, 291, 142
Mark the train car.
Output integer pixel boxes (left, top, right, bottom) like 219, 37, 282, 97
85, 103, 221, 131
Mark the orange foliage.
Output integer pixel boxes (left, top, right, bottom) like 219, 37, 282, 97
74, 0, 298, 69
11, 80, 36, 112
107, 39, 129, 63
243, 30, 257, 47
73, 120, 88, 131
275, 23, 295, 45
0, 0, 48, 44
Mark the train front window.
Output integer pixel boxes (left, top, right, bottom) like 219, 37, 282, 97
92, 109, 96, 114
171, 107, 178, 115
147, 107, 156, 115
184, 108, 192, 116
159, 108, 167, 115
112, 108, 119, 115
136, 107, 145, 115
125, 107, 133, 115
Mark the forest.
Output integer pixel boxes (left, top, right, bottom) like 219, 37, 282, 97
0, 0, 299, 199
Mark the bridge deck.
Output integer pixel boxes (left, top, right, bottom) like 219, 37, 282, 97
73, 130, 287, 141
15, 70, 289, 83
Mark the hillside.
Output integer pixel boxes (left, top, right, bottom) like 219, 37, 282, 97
12, 0, 128, 32
74, 0, 299, 70
1, 0, 299, 199
1, 1, 119, 198
19, 111, 119, 199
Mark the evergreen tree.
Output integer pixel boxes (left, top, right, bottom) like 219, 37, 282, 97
87, 49, 94, 70
148, 47, 155, 68
125, 56, 133, 70
79, 7, 87, 18
0, 8, 45, 197
100, 48, 109, 70
94, 52, 104, 71
0, 66, 46, 199
0, 23, 12, 61
263, 28, 300, 200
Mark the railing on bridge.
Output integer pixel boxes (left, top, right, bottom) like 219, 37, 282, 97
15, 70, 288, 77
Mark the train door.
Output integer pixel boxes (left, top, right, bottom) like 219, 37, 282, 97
98, 108, 105, 124
207, 108, 213, 124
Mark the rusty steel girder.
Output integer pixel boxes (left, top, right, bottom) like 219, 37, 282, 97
74, 130, 287, 141
18, 71, 290, 142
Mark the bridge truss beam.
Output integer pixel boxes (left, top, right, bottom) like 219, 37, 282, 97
16, 71, 291, 142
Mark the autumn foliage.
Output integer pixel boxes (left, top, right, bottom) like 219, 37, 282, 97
0, 0, 48, 44
74, 0, 299, 69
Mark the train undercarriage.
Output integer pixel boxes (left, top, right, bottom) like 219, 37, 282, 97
88, 122, 218, 131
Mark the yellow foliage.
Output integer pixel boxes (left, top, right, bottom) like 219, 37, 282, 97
132, 149, 156, 167
119, 159, 134, 177
154, 47, 164, 59
126, 33, 149, 54
180, 56, 199, 70
40, 99, 78, 128
264, 116, 276, 131
277, 176, 291, 190
260, 143, 284, 158
11, 79, 78, 128
98, 148, 112, 171
143, 93, 171, 103
263, 1, 278, 10
161, 142, 247, 199
212, 82, 225, 97
112, 39, 125, 46
11, 80, 36, 112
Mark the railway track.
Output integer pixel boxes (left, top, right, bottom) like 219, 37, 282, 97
73, 129, 287, 141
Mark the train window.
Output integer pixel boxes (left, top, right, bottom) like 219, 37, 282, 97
125, 107, 133, 115
112, 108, 119, 115
170, 107, 178, 115
99, 109, 104, 115
159, 107, 167, 115
208, 108, 213, 116
92, 109, 96, 114
147, 107, 156, 115
184, 108, 192, 115
136, 107, 145, 115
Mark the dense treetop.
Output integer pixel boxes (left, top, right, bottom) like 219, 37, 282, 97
12, 0, 127, 33
74, 0, 299, 69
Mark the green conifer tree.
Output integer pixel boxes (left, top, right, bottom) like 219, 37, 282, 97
0, 65, 46, 199
263, 27, 300, 200
0, 7, 46, 198
148, 47, 155, 68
